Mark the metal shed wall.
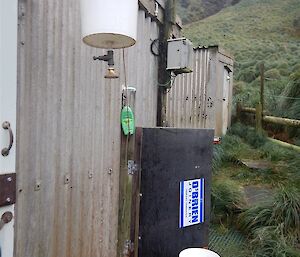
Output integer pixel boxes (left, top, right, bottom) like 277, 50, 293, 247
166, 46, 233, 136
16, 1, 159, 257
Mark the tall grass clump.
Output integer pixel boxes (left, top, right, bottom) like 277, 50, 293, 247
259, 142, 300, 186
259, 141, 298, 162
250, 226, 300, 257
212, 144, 225, 172
230, 123, 267, 148
238, 187, 300, 256
239, 187, 300, 236
211, 179, 245, 224
212, 134, 250, 171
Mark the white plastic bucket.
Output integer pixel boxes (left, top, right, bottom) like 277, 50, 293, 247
179, 248, 221, 257
80, 0, 138, 49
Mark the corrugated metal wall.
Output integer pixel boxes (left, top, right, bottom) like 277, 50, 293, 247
16, 0, 159, 257
166, 48, 213, 128
166, 47, 233, 136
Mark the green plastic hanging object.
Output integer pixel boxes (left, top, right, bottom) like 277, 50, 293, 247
121, 106, 135, 136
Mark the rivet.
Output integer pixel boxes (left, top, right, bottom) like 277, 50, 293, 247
6, 197, 11, 203
108, 169, 112, 175
88, 171, 93, 179
7, 177, 12, 182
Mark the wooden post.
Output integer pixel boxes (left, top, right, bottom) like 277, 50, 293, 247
157, 0, 176, 127
117, 88, 136, 257
260, 63, 265, 113
256, 102, 263, 133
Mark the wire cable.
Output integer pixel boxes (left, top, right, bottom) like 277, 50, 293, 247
122, 48, 130, 166
264, 94, 300, 100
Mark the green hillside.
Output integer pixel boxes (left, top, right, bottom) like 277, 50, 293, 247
177, 0, 241, 24
183, 0, 300, 119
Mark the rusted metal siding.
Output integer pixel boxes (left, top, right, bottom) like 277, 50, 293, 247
166, 46, 233, 136
16, 1, 159, 257
166, 47, 211, 128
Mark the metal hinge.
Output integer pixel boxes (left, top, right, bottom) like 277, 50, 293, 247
0, 173, 16, 207
128, 160, 137, 175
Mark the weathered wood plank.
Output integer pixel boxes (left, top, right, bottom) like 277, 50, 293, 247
117, 88, 136, 257
263, 116, 300, 128
267, 138, 300, 152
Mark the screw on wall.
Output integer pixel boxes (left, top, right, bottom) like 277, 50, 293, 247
34, 180, 41, 191
64, 174, 70, 184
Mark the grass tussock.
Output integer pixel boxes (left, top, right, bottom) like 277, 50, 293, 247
211, 179, 245, 224
211, 123, 300, 256
238, 187, 300, 256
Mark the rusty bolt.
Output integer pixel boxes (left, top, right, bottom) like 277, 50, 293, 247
1, 212, 13, 224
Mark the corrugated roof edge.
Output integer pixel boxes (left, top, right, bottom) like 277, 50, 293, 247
138, 0, 182, 29
194, 45, 234, 60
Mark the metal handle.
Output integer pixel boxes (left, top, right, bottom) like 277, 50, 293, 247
1, 121, 14, 157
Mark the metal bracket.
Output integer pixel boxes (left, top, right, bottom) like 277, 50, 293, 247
128, 160, 137, 175
0, 173, 16, 207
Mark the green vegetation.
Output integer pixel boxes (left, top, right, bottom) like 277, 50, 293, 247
211, 178, 244, 224
183, 0, 300, 122
210, 124, 300, 256
177, 0, 241, 24
179, 1, 300, 255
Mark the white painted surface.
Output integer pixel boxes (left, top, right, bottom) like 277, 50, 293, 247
179, 248, 220, 257
222, 69, 230, 135
0, 0, 18, 257
80, 0, 138, 48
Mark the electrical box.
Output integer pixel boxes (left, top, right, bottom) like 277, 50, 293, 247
167, 38, 193, 74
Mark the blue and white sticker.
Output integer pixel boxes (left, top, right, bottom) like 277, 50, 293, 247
179, 178, 205, 228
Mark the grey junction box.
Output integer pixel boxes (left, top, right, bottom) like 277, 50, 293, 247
167, 38, 193, 74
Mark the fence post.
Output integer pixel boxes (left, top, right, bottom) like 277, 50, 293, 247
256, 102, 263, 133
260, 63, 265, 112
